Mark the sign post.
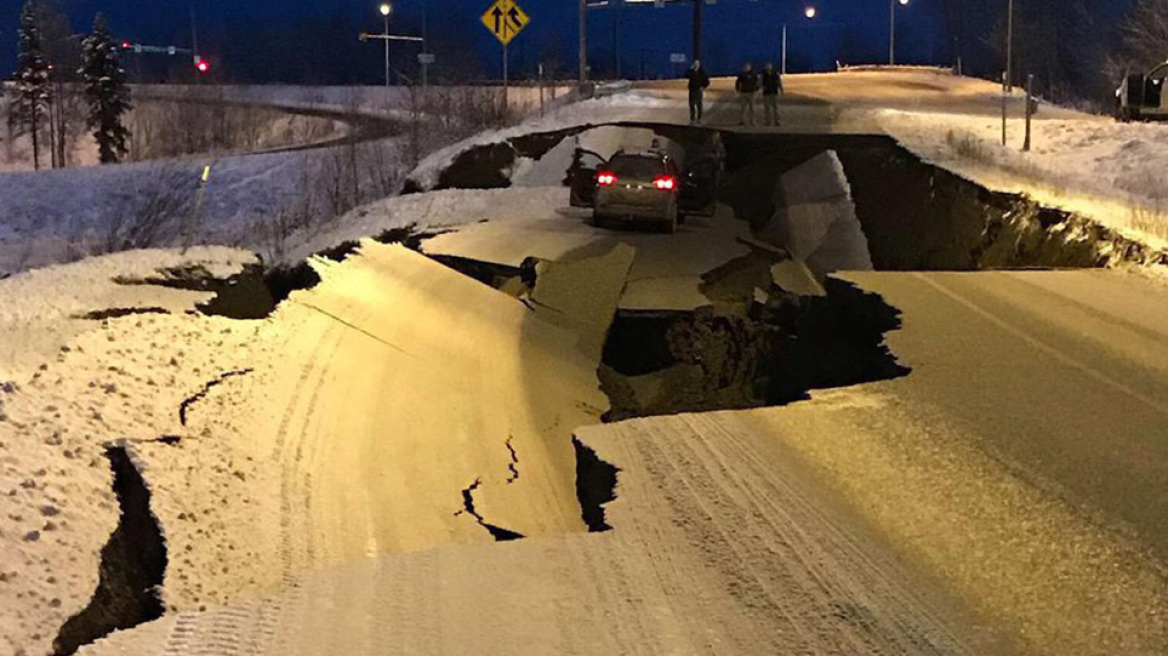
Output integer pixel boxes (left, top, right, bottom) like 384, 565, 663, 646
482, 0, 530, 115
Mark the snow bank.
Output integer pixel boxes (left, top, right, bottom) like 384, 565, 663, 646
880, 109, 1168, 249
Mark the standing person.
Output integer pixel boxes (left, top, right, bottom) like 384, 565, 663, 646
685, 60, 710, 125
735, 63, 759, 126
761, 63, 783, 127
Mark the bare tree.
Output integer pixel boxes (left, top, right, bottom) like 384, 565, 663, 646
1110, 0, 1168, 75
91, 164, 196, 255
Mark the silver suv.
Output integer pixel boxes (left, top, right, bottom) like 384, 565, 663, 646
592, 151, 683, 233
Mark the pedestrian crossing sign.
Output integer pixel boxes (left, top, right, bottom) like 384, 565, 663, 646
482, 0, 530, 46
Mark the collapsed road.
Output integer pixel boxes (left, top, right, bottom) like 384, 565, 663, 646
2, 71, 1167, 656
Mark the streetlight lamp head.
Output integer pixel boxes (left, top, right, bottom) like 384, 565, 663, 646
379, 3, 392, 16
899, 0, 909, 5
804, 6, 817, 19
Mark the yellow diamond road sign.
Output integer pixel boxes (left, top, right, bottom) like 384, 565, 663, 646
482, 0, 530, 46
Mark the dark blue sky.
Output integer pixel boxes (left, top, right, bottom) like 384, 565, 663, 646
0, 0, 1133, 83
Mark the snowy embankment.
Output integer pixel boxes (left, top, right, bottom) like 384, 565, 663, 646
875, 95, 1168, 250
135, 83, 575, 120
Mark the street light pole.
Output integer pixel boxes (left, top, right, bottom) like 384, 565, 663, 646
783, 6, 817, 76
890, 0, 908, 66
380, 3, 392, 87
782, 24, 787, 75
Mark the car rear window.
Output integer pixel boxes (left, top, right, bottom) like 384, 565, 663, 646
609, 155, 666, 179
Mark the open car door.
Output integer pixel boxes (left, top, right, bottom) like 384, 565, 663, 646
568, 149, 606, 208
679, 156, 720, 218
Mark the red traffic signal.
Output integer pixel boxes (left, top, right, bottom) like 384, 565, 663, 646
121, 40, 132, 50
194, 57, 210, 73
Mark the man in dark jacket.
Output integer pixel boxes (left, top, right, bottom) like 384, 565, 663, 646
734, 63, 760, 126
761, 63, 783, 126
684, 60, 710, 125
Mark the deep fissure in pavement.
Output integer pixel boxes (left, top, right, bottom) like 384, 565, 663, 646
600, 277, 909, 421
456, 478, 525, 542
714, 130, 1166, 271
262, 224, 437, 305
115, 264, 275, 319
52, 446, 167, 656
573, 437, 620, 533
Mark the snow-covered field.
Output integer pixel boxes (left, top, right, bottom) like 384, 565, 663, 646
0, 88, 671, 278
136, 83, 576, 120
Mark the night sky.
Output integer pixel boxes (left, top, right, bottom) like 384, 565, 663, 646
0, 0, 1134, 84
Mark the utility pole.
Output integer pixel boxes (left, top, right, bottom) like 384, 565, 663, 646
889, 0, 896, 65
692, 0, 702, 63
421, 7, 429, 90
1005, 0, 1014, 91
579, 0, 587, 83
381, 3, 392, 87
191, 4, 199, 60
612, 0, 621, 79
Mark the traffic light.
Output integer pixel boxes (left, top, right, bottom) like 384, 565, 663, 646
194, 55, 210, 74
121, 40, 132, 50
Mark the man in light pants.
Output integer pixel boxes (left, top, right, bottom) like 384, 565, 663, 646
734, 63, 760, 126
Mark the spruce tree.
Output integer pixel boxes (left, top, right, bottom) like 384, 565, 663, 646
14, 0, 51, 171
80, 13, 131, 164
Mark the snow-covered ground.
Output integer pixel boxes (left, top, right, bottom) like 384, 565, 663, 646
0, 247, 261, 656
0, 88, 672, 278
136, 83, 576, 120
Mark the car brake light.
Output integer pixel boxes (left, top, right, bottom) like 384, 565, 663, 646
597, 172, 617, 186
653, 176, 676, 191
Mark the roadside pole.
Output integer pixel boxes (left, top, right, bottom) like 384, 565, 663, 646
579, 0, 587, 84
1005, 0, 1014, 92
1023, 73, 1034, 152
482, 0, 530, 118
782, 24, 787, 75
1001, 72, 1008, 147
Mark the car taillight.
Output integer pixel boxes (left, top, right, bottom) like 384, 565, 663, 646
653, 176, 676, 191
597, 172, 617, 186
